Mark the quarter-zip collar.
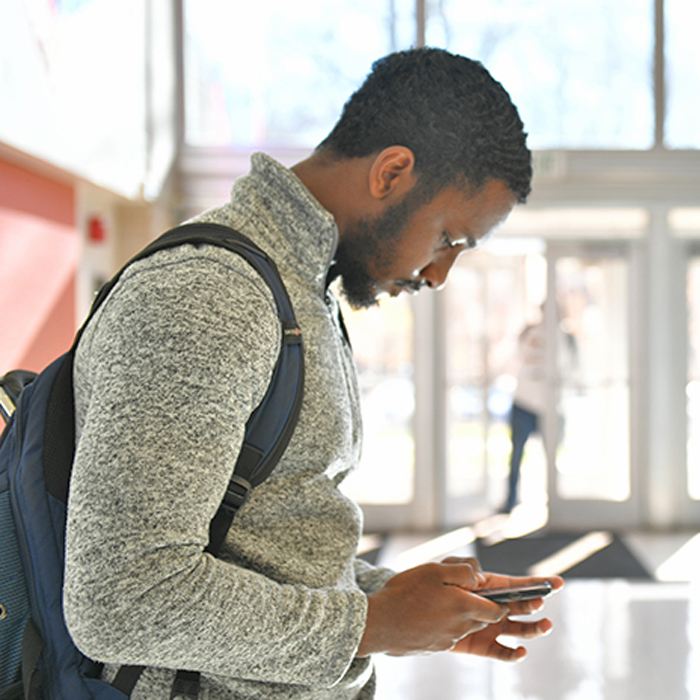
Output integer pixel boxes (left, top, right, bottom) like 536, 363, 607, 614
229, 153, 339, 294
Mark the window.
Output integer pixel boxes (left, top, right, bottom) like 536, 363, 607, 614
425, 0, 655, 149
0, 0, 147, 198
665, 0, 700, 148
554, 255, 631, 501
184, 0, 415, 147
337, 294, 415, 505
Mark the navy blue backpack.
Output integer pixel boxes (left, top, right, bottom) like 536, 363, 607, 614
0, 223, 304, 700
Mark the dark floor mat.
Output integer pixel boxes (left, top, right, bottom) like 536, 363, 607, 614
475, 531, 652, 579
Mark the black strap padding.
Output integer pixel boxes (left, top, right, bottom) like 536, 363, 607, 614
43, 353, 77, 503
111, 665, 147, 695
170, 670, 200, 700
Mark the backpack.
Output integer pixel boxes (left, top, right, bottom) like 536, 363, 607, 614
0, 222, 304, 700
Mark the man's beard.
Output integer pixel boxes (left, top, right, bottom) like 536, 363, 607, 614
330, 189, 427, 310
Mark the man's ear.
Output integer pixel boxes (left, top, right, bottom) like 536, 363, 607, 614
368, 146, 417, 200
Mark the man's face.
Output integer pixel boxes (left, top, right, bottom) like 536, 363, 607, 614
333, 179, 516, 309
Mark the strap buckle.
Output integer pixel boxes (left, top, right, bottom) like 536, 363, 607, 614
222, 474, 252, 513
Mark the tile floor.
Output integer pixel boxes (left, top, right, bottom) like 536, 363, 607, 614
367, 529, 700, 700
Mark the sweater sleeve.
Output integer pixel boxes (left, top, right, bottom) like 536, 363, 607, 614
353, 559, 396, 594
63, 248, 367, 688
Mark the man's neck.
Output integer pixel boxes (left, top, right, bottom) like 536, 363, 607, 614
292, 151, 374, 243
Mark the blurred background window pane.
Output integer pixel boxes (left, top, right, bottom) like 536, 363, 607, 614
184, 0, 415, 147
337, 294, 415, 506
665, 0, 700, 148
425, 0, 655, 149
555, 256, 630, 502
0, 0, 147, 198
445, 252, 545, 508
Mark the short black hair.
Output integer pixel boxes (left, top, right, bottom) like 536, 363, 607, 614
318, 47, 532, 203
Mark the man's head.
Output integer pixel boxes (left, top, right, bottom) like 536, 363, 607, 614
317, 47, 531, 204
298, 47, 530, 309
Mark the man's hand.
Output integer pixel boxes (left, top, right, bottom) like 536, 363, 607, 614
451, 568, 564, 662
357, 557, 501, 657
356, 557, 563, 660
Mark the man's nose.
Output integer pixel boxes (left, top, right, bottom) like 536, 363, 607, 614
420, 249, 461, 291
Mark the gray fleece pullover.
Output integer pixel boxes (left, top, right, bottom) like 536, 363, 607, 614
64, 153, 395, 699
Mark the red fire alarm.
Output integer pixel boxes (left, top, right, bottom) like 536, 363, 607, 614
87, 215, 107, 243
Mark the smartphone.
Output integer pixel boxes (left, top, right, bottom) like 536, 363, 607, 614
478, 581, 553, 603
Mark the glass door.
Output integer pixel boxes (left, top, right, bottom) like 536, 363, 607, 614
442, 247, 547, 527
545, 244, 641, 528
338, 242, 643, 532
442, 241, 642, 531
337, 292, 418, 531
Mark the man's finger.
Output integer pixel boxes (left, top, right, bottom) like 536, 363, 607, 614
500, 617, 554, 640
440, 561, 487, 589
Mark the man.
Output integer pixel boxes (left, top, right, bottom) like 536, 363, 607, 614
64, 48, 562, 700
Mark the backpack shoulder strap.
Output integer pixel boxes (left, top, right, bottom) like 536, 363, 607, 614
44, 222, 304, 549
154, 223, 305, 553
120, 222, 305, 554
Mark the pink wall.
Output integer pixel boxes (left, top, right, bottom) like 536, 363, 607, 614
0, 157, 79, 373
